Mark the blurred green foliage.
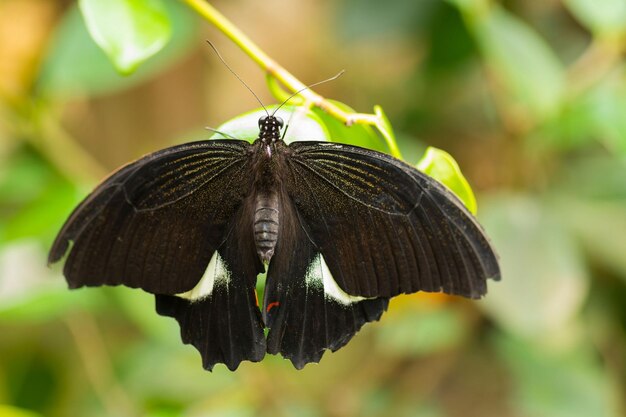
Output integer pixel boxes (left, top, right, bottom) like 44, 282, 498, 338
0, 0, 625, 416
38, 0, 196, 98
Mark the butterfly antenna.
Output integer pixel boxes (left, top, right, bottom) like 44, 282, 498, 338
206, 40, 269, 116
272, 70, 345, 116
205, 126, 238, 140
280, 106, 301, 141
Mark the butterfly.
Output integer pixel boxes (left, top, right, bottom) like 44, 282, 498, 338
49, 113, 500, 370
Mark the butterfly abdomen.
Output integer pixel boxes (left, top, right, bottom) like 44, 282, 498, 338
254, 191, 279, 264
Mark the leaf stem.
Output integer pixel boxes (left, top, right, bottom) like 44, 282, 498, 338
180, 0, 402, 158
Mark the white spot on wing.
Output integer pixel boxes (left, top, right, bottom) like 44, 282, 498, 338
305, 253, 367, 305
176, 251, 230, 301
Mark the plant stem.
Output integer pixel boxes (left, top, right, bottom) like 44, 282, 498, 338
180, 0, 402, 158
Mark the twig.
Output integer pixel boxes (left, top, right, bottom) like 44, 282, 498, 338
180, 0, 402, 158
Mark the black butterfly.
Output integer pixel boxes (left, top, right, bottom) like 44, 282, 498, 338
49, 114, 500, 370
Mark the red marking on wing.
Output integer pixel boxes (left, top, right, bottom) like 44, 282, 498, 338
254, 290, 259, 307
266, 301, 280, 313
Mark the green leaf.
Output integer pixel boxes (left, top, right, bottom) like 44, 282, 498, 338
444, 0, 488, 16
79, 0, 171, 74
584, 73, 626, 155
469, 5, 565, 118
373, 105, 402, 158
266, 74, 304, 106
416, 147, 477, 214
0, 405, 44, 417
373, 105, 395, 143
212, 105, 330, 143
37, 1, 196, 98
478, 194, 589, 340
312, 100, 388, 152
563, 0, 626, 36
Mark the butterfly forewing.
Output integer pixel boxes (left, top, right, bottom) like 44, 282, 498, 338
284, 141, 500, 299
49, 140, 253, 295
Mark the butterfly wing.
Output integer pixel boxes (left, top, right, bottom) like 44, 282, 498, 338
49, 139, 267, 369
263, 191, 388, 369
49, 140, 253, 295
283, 141, 500, 300
155, 196, 266, 371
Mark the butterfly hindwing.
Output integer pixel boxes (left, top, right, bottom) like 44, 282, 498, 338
263, 192, 389, 369
48, 140, 252, 295
284, 141, 500, 300
155, 198, 266, 371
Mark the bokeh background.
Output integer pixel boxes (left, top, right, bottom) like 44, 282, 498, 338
1, 0, 625, 416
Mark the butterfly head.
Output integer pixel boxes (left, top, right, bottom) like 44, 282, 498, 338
258, 115, 284, 144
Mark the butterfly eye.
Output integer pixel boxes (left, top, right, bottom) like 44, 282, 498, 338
276, 117, 284, 128
258, 116, 267, 128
